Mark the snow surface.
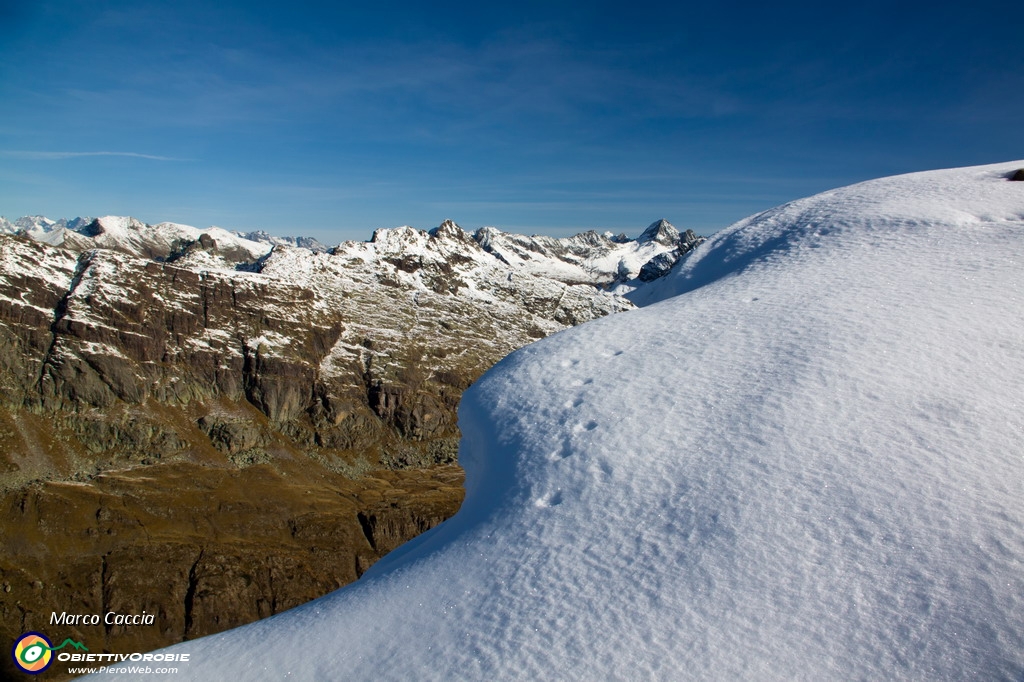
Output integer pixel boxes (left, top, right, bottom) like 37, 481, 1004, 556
96, 162, 1024, 680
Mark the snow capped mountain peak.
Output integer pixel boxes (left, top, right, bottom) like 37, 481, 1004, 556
234, 229, 329, 253
369, 224, 417, 244
90, 215, 147, 234
429, 218, 468, 240
471, 225, 502, 251
0, 215, 95, 246
18, 215, 57, 229
637, 218, 681, 246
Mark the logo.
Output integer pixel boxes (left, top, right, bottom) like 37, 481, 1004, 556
11, 632, 88, 675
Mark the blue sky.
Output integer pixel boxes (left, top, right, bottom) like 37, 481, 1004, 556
1, 0, 1021, 242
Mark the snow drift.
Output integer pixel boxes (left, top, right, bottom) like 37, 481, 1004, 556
97, 162, 1024, 680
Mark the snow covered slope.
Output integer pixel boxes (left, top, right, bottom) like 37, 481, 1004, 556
100, 162, 1024, 680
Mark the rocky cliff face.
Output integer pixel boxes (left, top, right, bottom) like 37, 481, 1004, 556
0, 216, 656, 484
0, 214, 702, 675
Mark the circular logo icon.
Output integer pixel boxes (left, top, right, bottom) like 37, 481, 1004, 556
11, 632, 53, 674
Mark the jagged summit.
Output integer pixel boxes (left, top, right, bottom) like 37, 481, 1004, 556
637, 218, 681, 246
429, 218, 470, 241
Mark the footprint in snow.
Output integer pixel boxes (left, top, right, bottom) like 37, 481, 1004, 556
548, 438, 574, 461
535, 490, 563, 507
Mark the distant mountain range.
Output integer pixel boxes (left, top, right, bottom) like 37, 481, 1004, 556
0, 213, 701, 288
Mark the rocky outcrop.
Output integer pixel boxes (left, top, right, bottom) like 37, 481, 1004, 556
638, 251, 682, 282
637, 226, 705, 281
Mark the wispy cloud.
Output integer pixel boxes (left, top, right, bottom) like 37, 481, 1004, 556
0, 151, 187, 161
